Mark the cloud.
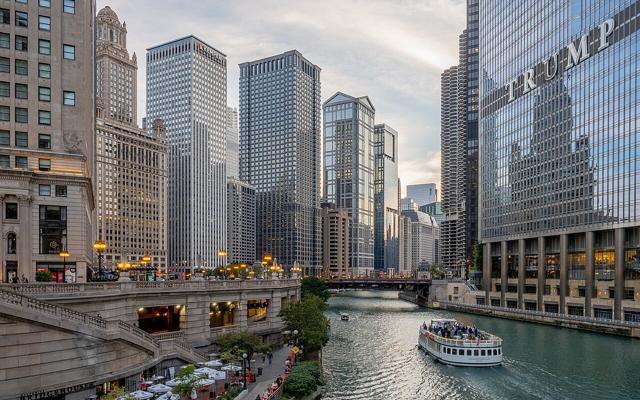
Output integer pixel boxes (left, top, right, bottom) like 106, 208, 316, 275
97, 0, 465, 192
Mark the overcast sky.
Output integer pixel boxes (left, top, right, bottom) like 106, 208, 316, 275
97, 0, 466, 196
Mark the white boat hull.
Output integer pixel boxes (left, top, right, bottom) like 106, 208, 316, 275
418, 329, 503, 367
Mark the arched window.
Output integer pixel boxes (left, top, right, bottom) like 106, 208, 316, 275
7, 233, 16, 254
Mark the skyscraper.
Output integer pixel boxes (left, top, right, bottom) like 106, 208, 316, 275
321, 202, 351, 278
0, 0, 95, 283
227, 178, 255, 265
146, 36, 227, 274
440, 0, 479, 277
374, 123, 399, 273
406, 183, 437, 207
400, 210, 440, 275
95, 6, 168, 274
477, 0, 639, 321
239, 50, 321, 274
226, 107, 239, 179
323, 92, 375, 276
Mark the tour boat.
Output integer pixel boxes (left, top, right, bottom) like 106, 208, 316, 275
418, 318, 503, 367
340, 313, 350, 321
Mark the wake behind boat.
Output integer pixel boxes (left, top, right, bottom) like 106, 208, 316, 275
418, 318, 503, 367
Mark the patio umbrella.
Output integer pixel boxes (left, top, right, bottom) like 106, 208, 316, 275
156, 392, 179, 400
147, 384, 172, 394
203, 360, 223, 368
195, 378, 215, 387
127, 391, 154, 400
194, 367, 218, 377
221, 365, 242, 372
165, 378, 184, 387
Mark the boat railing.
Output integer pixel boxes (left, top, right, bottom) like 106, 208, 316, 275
422, 330, 502, 347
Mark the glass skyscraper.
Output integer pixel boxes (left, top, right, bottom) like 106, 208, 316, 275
323, 92, 375, 276
146, 36, 227, 274
478, 0, 640, 321
239, 50, 321, 274
374, 124, 400, 273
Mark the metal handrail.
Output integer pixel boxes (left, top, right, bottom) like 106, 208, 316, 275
439, 301, 640, 328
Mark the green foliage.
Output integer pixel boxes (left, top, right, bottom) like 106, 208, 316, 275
283, 361, 323, 398
429, 264, 446, 279
35, 270, 53, 282
216, 387, 243, 400
172, 364, 206, 397
217, 331, 270, 360
251, 265, 264, 279
99, 387, 133, 400
472, 241, 483, 269
280, 295, 329, 353
301, 276, 330, 302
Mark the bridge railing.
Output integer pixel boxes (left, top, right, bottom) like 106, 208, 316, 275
438, 301, 640, 328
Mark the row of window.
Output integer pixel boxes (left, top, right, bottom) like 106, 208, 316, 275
0, 154, 51, 171
441, 346, 501, 357
0, 34, 75, 59
0, 82, 74, 104
0, 106, 51, 124
0, 58, 53, 77
15, 0, 76, 13
3, 188, 66, 219
0, 131, 50, 148
2, 1, 76, 23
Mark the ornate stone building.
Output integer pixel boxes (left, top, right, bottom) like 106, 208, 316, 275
0, 0, 95, 282
95, 7, 168, 274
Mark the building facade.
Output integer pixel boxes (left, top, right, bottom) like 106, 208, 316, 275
0, 0, 95, 283
239, 50, 321, 274
323, 92, 375, 276
440, 0, 479, 278
478, 0, 640, 321
373, 123, 399, 273
227, 178, 255, 265
226, 106, 239, 179
400, 197, 418, 211
95, 7, 168, 274
399, 213, 412, 275
146, 36, 227, 274
321, 203, 350, 278
400, 210, 440, 275
419, 201, 444, 225
406, 183, 437, 207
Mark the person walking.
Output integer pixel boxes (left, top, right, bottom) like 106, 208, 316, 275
267, 351, 273, 365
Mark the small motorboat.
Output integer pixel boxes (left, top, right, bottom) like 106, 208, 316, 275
340, 313, 350, 321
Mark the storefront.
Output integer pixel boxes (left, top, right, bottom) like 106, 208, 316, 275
36, 262, 76, 283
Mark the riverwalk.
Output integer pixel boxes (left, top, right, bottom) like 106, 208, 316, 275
243, 346, 291, 399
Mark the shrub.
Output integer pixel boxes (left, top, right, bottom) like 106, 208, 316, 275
301, 276, 330, 301
35, 270, 53, 282
283, 361, 323, 398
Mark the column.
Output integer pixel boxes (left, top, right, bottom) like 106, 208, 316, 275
17, 195, 32, 281
614, 228, 624, 320
238, 293, 248, 330
500, 241, 507, 307
483, 242, 491, 303
537, 236, 545, 311
559, 234, 568, 315
585, 231, 594, 317
518, 239, 525, 309
0, 195, 4, 283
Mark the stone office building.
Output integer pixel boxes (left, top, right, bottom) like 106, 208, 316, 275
477, 0, 640, 322
0, 0, 94, 282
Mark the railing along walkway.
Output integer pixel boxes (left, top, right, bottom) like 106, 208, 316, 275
439, 301, 640, 328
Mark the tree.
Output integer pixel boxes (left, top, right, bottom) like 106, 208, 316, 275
172, 364, 206, 398
280, 295, 329, 353
472, 241, 483, 270
301, 276, 330, 302
216, 331, 270, 361
283, 362, 323, 398
35, 270, 53, 282
251, 265, 263, 279
428, 264, 446, 279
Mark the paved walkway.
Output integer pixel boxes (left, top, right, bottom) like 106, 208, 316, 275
244, 346, 291, 399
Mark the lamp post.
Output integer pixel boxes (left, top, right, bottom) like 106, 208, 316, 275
59, 250, 70, 282
93, 240, 107, 278
218, 249, 227, 279
242, 352, 248, 389
141, 255, 152, 281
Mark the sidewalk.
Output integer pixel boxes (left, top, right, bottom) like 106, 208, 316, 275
244, 345, 291, 399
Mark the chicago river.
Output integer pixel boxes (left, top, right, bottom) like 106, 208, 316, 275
322, 291, 640, 400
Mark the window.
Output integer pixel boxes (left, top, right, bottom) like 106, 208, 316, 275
15, 156, 27, 169
15, 107, 28, 123
39, 205, 67, 254
15, 83, 27, 99
39, 184, 51, 196
38, 15, 49, 31
7, 232, 16, 254
63, 91, 75, 106
38, 63, 50, 78
0, 154, 8, 167
481, 350, 486, 356
39, 0, 51, 7
0, 33, 9, 48
38, 39, 50, 54
15, 12, 27, 27
474, 350, 479, 356
15, 59, 27, 75
16, 0, 28, 3
5, 202, 17, 219
63, 44, 75, 60
0, 57, 9, 73
624, 287, 635, 300
38, 133, 50, 149
0, 130, 8, 145
0, 9, 9, 24
15, 132, 27, 147
38, 110, 50, 125
0, 106, 8, 121
55, 185, 66, 197
15, 35, 27, 51
0, 81, 8, 97
63, 0, 75, 14
38, 158, 50, 171
36, 86, 50, 102
452, 349, 457, 355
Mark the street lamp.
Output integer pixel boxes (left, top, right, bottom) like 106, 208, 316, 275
242, 352, 248, 389
93, 240, 107, 277
218, 249, 227, 280
59, 250, 70, 281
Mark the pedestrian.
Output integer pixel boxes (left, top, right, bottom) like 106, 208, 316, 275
267, 351, 273, 365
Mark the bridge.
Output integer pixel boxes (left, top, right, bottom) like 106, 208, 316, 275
325, 278, 432, 305
0, 279, 301, 399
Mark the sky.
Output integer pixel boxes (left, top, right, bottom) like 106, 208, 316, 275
97, 0, 466, 196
